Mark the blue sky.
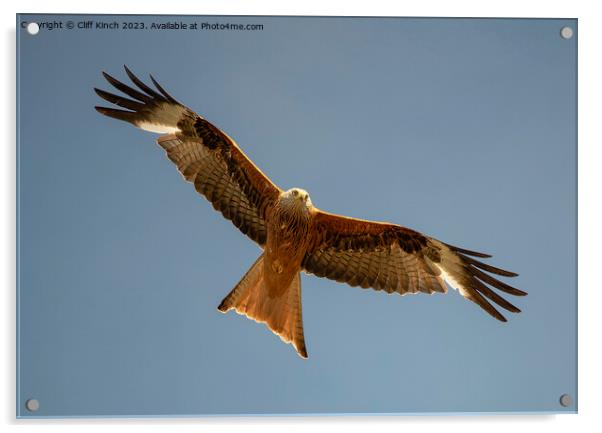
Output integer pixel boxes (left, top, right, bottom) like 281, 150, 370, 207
17, 15, 576, 416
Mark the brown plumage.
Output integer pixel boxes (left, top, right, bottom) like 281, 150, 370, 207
95, 67, 527, 359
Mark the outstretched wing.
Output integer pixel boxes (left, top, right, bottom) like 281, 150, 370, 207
304, 209, 526, 322
94, 66, 282, 246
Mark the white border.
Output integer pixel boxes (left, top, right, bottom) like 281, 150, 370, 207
2, 1, 600, 432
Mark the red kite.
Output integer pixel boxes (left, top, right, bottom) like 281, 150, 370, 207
95, 67, 526, 358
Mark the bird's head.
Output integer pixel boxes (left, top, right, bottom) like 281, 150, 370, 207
282, 188, 313, 211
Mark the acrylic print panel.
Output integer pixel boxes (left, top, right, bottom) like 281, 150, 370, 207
16, 15, 577, 417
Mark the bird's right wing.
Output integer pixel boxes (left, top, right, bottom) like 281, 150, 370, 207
95, 66, 282, 246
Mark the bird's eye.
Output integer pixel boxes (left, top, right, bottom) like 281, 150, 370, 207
292, 190, 298, 196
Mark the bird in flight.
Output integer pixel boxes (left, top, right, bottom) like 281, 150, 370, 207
95, 66, 526, 359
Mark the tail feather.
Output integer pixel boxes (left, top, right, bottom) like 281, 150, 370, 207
218, 255, 308, 358
218, 255, 264, 313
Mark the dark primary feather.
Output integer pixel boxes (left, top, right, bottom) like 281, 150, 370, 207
94, 106, 137, 124
150, 74, 180, 104
124, 66, 164, 100
463, 256, 518, 277
468, 265, 526, 296
102, 71, 150, 103
445, 242, 492, 258
94, 88, 144, 111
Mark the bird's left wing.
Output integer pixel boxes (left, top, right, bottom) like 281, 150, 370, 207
94, 66, 282, 246
303, 209, 527, 322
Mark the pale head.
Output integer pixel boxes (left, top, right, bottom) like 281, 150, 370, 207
282, 188, 313, 211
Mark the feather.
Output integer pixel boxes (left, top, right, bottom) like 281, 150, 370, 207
463, 256, 519, 277
101, 71, 150, 102
94, 88, 144, 111
123, 65, 165, 100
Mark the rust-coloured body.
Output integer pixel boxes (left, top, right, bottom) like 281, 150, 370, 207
263, 197, 312, 298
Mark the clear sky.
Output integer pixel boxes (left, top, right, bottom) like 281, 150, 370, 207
17, 15, 576, 417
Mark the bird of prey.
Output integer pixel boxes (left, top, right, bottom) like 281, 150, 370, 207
95, 67, 526, 359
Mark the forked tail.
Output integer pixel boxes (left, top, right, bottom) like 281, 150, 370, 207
218, 254, 308, 358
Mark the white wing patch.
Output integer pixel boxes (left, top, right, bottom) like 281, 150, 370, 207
436, 266, 461, 293
432, 241, 468, 296
136, 121, 180, 134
